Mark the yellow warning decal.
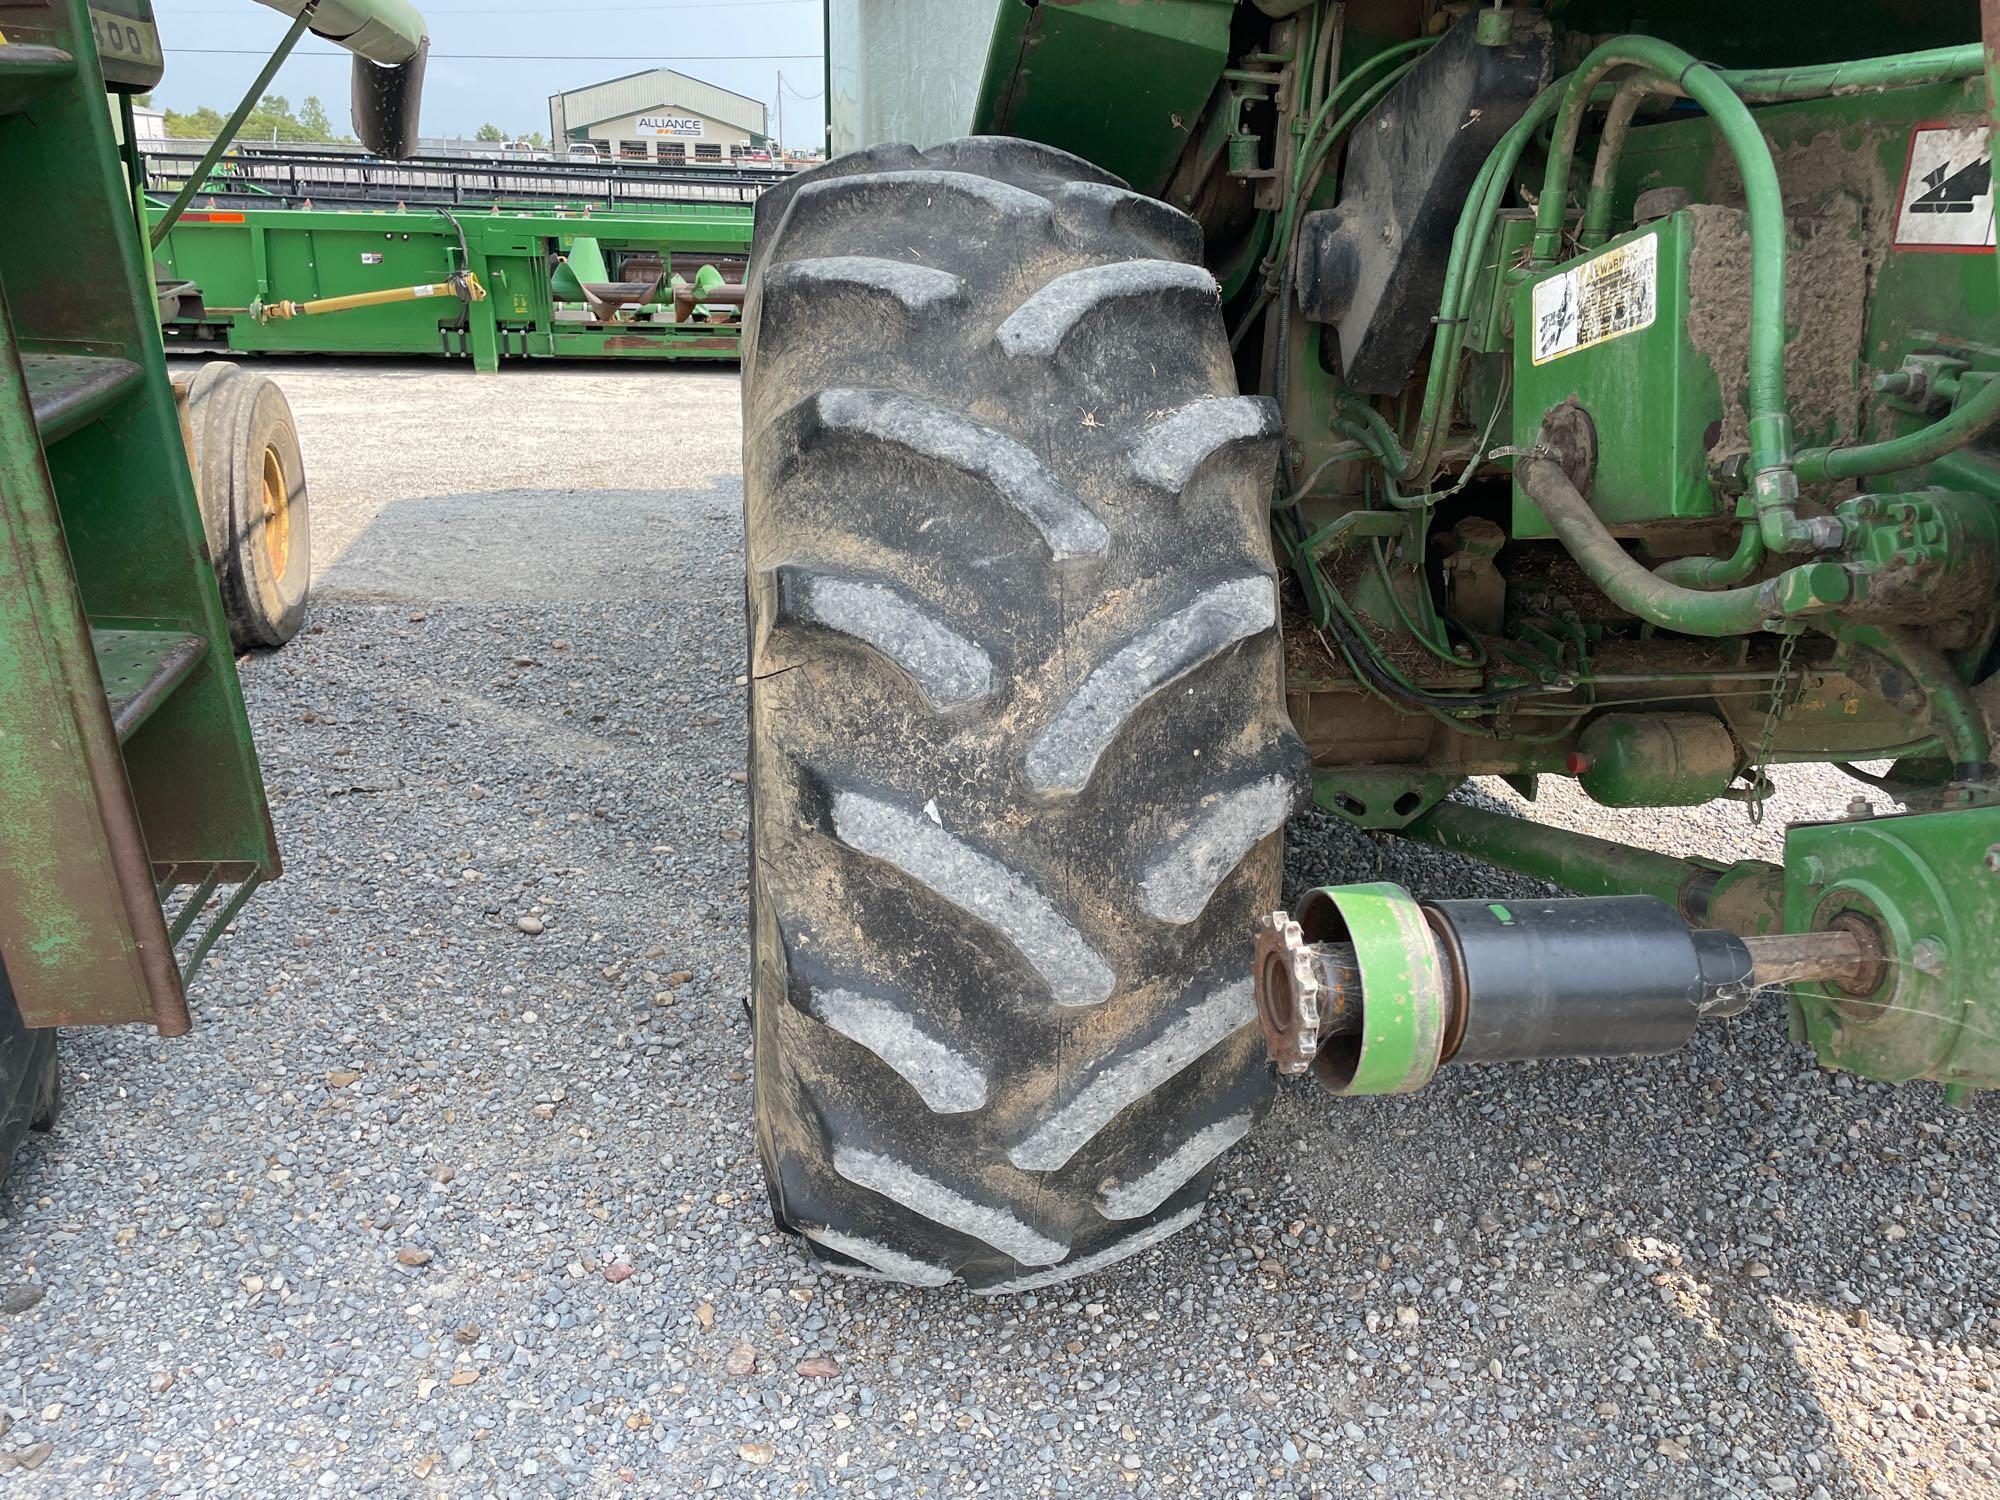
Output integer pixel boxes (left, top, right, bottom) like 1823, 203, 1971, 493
1529, 232, 1658, 366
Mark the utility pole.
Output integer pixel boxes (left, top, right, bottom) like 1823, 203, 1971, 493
776, 69, 784, 158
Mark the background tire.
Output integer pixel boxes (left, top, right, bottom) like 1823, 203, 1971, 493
186, 363, 312, 649
0, 967, 59, 1190
743, 136, 1307, 1292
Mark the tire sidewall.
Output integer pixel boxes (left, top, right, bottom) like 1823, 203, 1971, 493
184, 360, 237, 568
220, 376, 312, 649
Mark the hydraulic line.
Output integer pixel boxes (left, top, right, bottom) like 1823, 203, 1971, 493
1273, 38, 1438, 275
1233, 34, 1431, 345
1369, 535, 1466, 668
1262, 51, 1428, 312
1515, 453, 1800, 637
1580, 77, 1651, 247
1264, 38, 1424, 478
1795, 372, 2000, 485
1723, 44, 1984, 101
1286, 516, 1555, 726
1830, 621, 1996, 779
1652, 523, 1767, 589
1314, 584, 1538, 714
1395, 80, 1582, 484
1360, 40, 1996, 500
1582, 49, 1988, 241
1794, 28, 2000, 483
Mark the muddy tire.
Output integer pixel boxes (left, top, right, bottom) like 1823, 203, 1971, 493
742, 136, 1307, 1292
186, 364, 311, 650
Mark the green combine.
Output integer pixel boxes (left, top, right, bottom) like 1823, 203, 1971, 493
741, 0, 2000, 1291
0, 0, 427, 1177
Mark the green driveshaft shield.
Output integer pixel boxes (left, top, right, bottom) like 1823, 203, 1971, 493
1296, 882, 1449, 1095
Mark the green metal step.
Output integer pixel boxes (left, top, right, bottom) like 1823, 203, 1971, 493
0, 44, 74, 116
92, 627, 208, 742
23, 353, 144, 443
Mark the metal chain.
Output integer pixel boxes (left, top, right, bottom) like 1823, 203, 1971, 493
1748, 629, 1801, 827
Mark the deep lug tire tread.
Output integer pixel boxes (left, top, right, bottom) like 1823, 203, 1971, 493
744, 136, 1306, 1292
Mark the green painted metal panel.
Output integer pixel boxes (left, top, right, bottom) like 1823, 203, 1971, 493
0, 291, 159, 1029
152, 203, 754, 366
823, 0, 1231, 193
973, 0, 1234, 195
1510, 213, 1725, 537
1786, 807, 2000, 1094
826, 0, 1003, 156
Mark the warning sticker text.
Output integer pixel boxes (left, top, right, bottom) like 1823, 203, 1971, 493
1530, 232, 1658, 366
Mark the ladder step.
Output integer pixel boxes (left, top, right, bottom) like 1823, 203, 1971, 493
21, 353, 144, 444
0, 44, 74, 117
92, 628, 208, 742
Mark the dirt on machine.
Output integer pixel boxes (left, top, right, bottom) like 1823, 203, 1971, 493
738, 0, 2000, 1292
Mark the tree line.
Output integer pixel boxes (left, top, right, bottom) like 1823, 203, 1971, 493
148, 92, 351, 143
141, 93, 551, 148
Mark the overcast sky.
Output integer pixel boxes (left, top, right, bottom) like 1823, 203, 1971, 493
149, 0, 827, 149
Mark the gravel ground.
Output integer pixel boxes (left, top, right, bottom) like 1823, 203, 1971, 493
0, 361, 1995, 1498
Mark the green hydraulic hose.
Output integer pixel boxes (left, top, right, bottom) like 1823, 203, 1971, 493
1369, 536, 1473, 668
1584, 44, 1988, 259
1723, 44, 1984, 101
1653, 523, 1767, 589
1292, 34, 1437, 176
1830, 622, 1994, 776
1533, 38, 1815, 554
1267, 53, 1429, 294
1235, 45, 1428, 351
1373, 39, 1991, 497
1517, 453, 1809, 637
1395, 82, 1578, 482
1796, 372, 2000, 485
1580, 76, 1652, 247
1570, 39, 1997, 495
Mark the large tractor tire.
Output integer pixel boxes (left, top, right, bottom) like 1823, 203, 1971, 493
185, 363, 312, 650
742, 136, 1307, 1293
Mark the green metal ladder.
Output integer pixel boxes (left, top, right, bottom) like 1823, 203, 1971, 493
0, 0, 279, 1035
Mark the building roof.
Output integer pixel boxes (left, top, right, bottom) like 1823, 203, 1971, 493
548, 68, 767, 141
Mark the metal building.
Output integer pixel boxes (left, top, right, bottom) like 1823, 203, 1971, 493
547, 68, 770, 164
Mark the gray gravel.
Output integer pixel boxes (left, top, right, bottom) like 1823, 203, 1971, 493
0, 361, 1995, 1497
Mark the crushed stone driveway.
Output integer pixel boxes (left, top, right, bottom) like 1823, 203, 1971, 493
0, 361, 1993, 1499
